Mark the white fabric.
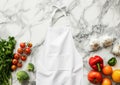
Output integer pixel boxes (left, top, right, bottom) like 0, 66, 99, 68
36, 8, 83, 85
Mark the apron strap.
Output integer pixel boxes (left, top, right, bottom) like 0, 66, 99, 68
50, 5, 67, 26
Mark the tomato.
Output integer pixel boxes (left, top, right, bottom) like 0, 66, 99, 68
102, 66, 113, 75
12, 59, 18, 65
20, 42, 26, 48
17, 48, 23, 54
88, 70, 103, 84
101, 78, 112, 85
112, 69, 120, 82
27, 42, 32, 48
21, 56, 27, 61
24, 47, 31, 55
17, 62, 22, 68
11, 65, 17, 71
14, 53, 20, 59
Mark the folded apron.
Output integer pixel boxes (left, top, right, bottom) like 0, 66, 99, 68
36, 6, 83, 85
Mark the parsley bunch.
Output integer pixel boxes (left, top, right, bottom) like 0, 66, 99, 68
0, 36, 16, 85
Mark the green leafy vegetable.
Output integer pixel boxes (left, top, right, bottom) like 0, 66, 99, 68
16, 71, 29, 83
0, 36, 16, 85
27, 63, 34, 72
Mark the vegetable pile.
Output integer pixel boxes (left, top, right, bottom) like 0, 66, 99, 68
16, 63, 34, 84
88, 55, 104, 84
0, 36, 16, 85
11, 42, 32, 71
88, 55, 120, 85
0, 36, 34, 85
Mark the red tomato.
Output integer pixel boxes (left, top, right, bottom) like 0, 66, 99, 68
88, 70, 103, 84
27, 43, 32, 48
12, 59, 18, 65
25, 47, 31, 55
20, 42, 26, 48
21, 56, 27, 61
14, 53, 20, 59
11, 65, 17, 71
17, 48, 23, 54
17, 62, 22, 68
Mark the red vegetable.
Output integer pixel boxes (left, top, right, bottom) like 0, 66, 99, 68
89, 55, 104, 71
17, 48, 23, 54
20, 42, 26, 48
21, 56, 27, 61
17, 62, 22, 68
12, 59, 18, 65
88, 70, 103, 84
14, 53, 20, 59
24, 47, 31, 55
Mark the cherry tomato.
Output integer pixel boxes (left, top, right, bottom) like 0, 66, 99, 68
12, 59, 18, 65
17, 62, 22, 68
25, 47, 31, 55
27, 42, 32, 48
14, 53, 20, 59
17, 48, 23, 54
20, 42, 26, 48
11, 65, 17, 71
21, 56, 27, 61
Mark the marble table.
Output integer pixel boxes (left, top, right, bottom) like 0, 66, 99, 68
0, 0, 120, 85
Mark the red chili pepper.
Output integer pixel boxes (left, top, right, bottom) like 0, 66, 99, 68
89, 55, 104, 71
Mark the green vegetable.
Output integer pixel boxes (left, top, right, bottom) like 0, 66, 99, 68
27, 63, 34, 72
16, 71, 29, 83
108, 57, 117, 66
0, 36, 16, 85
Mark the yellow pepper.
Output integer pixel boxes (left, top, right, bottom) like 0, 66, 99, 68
112, 69, 120, 83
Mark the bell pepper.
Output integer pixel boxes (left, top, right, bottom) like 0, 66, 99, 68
108, 57, 117, 66
89, 55, 104, 71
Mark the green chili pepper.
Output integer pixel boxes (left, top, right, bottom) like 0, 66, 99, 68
108, 57, 117, 66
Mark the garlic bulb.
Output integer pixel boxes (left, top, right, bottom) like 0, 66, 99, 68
90, 40, 100, 51
102, 36, 114, 47
112, 43, 120, 56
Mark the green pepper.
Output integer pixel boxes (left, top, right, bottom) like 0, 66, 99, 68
108, 57, 117, 66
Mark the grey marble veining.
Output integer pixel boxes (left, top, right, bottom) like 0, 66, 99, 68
0, 0, 120, 85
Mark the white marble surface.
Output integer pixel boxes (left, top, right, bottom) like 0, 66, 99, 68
0, 0, 120, 85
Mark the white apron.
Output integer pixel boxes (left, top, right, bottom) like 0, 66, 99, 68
36, 6, 83, 85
